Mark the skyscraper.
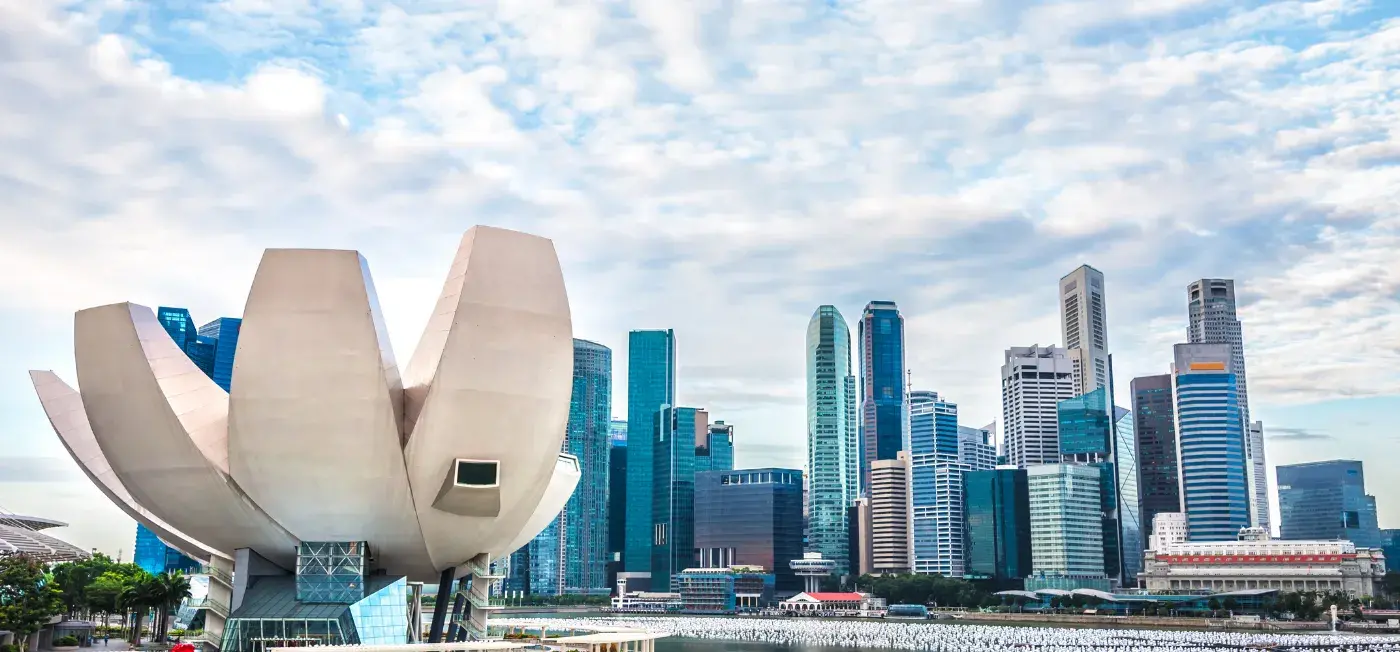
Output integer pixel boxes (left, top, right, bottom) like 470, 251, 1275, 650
652, 406, 703, 591
1112, 407, 1143, 582
805, 306, 858, 576
625, 329, 676, 572
1171, 344, 1250, 542
197, 317, 242, 392
607, 419, 627, 589
1132, 374, 1180, 547
958, 425, 997, 472
1001, 346, 1075, 468
696, 421, 734, 474
562, 339, 612, 594
908, 391, 965, 577
859, 301, 906, 493
1186, 279, 1266, 530
1277, 460, 1381, 547
695, 468, 804, 591
1060, 265, 1110, 397
1027, 464, 1104, 579
1054, 388, 1140, 585
134, 523, 201, 576
869, 454, 912, 574
963, 468, 1032, 582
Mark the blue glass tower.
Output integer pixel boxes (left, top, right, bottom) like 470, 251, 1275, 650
1055, 386, 1142, 585
695, 468, 804, 591
805, 306, 858, 576
134, 524, 201, 575
562, 339, 612, 594
963, 468, 1032, 581
652, 406, 699, 591
1172, 344, 1250, 542
1277, 460, 1381, 547
625, 330, 676, 573
908, 391, 964, 576
696, 421, 734, 474
607, 419, 627, 587
859, 301, 906, 493
197, 317, 242, 391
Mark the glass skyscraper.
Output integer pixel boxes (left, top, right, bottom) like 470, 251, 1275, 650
652, 406, 700, 591
197, 317, 242, 391
1131, 374, 1180, 540
963, 468, 1032, 581
1172, 344, 1250, 542
859, 301, 906, 492
1277, 460, 1381, 547
804, 306, 858, 576
696, 421, 734, 474
134, 523, 202, 575
695, 468, 804, 591
1056, 388, 1137, 584
607, 419, 627, 585
908, 391, 965, 576
625, 330, 676, 572
1027, 464, 1104, 579
562, 339, 612, 594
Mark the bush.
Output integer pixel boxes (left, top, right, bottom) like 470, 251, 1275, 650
54, 635, 81, 647
2, 643, 23, 652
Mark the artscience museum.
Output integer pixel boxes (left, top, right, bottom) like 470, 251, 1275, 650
30, 226, 580, 652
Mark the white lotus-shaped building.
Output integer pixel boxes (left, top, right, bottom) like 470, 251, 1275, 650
30, 226, 578, 648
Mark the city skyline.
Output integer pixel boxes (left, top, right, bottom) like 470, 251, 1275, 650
4, 0, 1400, 558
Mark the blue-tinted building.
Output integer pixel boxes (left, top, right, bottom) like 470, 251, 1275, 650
652, 406, 699, 591
1383, 530, 1400, 572
696, 421, 734, 474
1172, 344, 1250, 542
908, 391, 964, 576
805, 306, 858, 576
1277, 460, 1381, 547
607, 419, 627, 589
1054, 386, 1143, 585
1131, 374, 1180, 545
675, 567, 776, 613
562, 339, 612, 594
695, 468, 804, 592
625, 330, 676, 573
859, 301, 906, 493
963, 468, 1032, 582
197, 317, 242, 391
526, 519, 562, 595
1113, 407, 1143, 583
134, 524, 202, 575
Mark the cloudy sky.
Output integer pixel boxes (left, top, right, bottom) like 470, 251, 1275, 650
0, 0, 1396, 558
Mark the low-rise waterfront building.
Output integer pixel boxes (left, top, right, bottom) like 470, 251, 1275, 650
673, 566, 775, 613
778, 592, 885, 616
1139, 528, 1388, 596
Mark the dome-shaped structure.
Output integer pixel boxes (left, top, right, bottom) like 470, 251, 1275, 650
31, 226, 578, 648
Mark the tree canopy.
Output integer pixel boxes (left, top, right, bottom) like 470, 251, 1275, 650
0, 554, 64, 646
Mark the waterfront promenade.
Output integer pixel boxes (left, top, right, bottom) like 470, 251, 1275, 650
498, 616, 1400, 651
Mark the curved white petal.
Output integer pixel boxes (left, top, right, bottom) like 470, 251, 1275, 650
74, 303, 299, 567
29, 370, 221, 563
492, 454, 581, 557
403, 226, 574, 570
229, 249, 432, 579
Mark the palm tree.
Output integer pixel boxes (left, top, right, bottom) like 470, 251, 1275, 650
152, 571, 192, 642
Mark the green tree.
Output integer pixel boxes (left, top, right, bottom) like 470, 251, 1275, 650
150, 571, 191, 642
0, 554, 65, 649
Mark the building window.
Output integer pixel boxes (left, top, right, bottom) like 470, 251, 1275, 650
455, 460, 499, 487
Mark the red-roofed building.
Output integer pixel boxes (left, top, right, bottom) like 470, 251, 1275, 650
779, 592, 885, 615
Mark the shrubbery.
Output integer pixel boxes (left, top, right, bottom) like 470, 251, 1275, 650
54, 635, 81, 647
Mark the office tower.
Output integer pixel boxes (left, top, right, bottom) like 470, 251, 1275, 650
197, 317, 242, 391
695, 468, 804, 591
1060, 265, 1110, 396
1277, 460, 1382, 547
696, 421, 735, 473
156, 307, 198, 351
625, 329, 676, 572
1171, 344, 1250, 541
1027, 464, 1105, 578
958, 425, 997, 471
848, 497, 872, 577
859, 301, 907, 492
652, 406, 703, 590
1382, 530, 1400, 573
1132, 375, 1180, 545
525, 519, 563, 595
607, 419, 627, 590
1001, 346, 1075, 468
562, 339, 611, 594
134, 524, 202, 575
805, 306, 858, 576
869, 453, 912, 574
1186, 279, 1266, 530
963, 468, 1032, 581
908, 391, 965, 576
1056, 388, 1138, 584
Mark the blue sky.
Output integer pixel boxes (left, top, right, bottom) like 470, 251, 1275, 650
0, 0, 1396, 558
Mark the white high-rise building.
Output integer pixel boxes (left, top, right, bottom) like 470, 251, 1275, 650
805, 306, 859, 576
1186, 279, 1268, 532
958, 425, 997, 471
1001, 345, 1076, 468
1060, 265, 1110, 397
